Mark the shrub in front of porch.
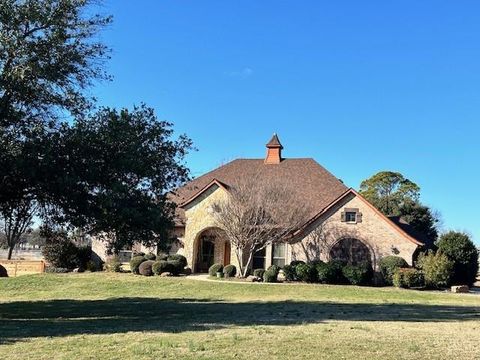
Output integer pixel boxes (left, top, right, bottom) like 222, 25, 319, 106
209, 263, 223, 277
167, 254, 188, 269
253, 268, 265, 280
263, 265, 281, 283
223, 264, 237, 278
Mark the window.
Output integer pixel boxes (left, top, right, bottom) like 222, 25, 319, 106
330, 238, 372, 265
342, 208, 362, 223
272, 243, 286, 268
253, 247, 266, 269
345, 212, 357, 223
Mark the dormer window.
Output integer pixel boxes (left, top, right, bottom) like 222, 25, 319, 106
341, 208, 363, 224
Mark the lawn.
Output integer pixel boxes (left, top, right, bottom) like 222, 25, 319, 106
1, 273, 479, 359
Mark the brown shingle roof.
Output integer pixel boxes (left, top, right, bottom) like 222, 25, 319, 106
171, 158, 348, 225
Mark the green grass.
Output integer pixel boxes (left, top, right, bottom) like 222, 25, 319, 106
1, 273, 479, 359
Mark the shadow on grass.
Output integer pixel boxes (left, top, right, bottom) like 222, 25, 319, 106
0, 297, 479, 344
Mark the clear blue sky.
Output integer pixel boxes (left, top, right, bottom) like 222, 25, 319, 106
95, 1, 480, 244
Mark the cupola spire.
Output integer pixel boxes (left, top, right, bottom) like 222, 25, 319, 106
265, 133, 283, 164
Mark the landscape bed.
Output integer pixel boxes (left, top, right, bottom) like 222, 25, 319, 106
0, 272, 479, 359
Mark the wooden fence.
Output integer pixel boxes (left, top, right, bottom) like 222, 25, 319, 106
0, 260, 45, 277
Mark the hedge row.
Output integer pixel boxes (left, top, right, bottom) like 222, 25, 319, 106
130, 254, 189, 276
283, 260, 373, 285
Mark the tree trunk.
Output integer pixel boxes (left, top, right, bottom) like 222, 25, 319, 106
234, 248, 247, 278
7, 245, 14, 260
242, 252, 254, 277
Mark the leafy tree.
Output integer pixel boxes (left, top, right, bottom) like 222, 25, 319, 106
436, 231, 479, 286
359, 171, 420, 215
0, 0, 111, 258
0, 0, 111, 129
51, 105, 193, 253
41, 228, 80, 269
360, 171, 439, 248
398, 201, 440, 247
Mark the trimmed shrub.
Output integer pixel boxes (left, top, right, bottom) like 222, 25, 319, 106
436, 231, 479, 286
379, 256, 409, 285
263, 268, 278, 283
393, 268, 425, 288
156, 253, 169, 261
42, 237, 79, 269
144, 253, 157, 261
183, 267, 192, 276
268, 264, 280, 275
130, 255, 146, 275
167, 254, 188, 269
418, 251, 453, 289
104, 256, 122, 272
253, 268, 265, 280
0, 264, 8, 277
342, 262, 373, 286
133, 251, 145, 257
290, 260, 305, 267
152, 260, 171, 275
316, 260, 346, 284
209, 263, 223, 277
168, 260, 184, 275
282, 264, 296, 281
139, 260, 155, 276
223, 264, 237, 278
295, 263, 318, 283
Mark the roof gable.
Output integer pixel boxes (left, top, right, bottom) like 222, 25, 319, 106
172, 158, 348, 224
296, 188, 424, 246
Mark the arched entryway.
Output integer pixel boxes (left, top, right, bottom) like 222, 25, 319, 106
329, 238, 374, 266
193, 228, 231, 273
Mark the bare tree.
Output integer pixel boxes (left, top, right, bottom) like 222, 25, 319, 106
212, 176, 311, 277
0, 198, 37, 259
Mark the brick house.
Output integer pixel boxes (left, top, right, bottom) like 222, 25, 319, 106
169, 134, 424, 273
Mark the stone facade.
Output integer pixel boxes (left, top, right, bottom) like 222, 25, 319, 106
91, 187, 420, 272
177, 189, 419, 272
291, 192, 419, 268
181, 184, 239, 272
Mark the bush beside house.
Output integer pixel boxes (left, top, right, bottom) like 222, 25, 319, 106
139, 260, 155, 276
393, 268, 424, 288
417, 251, 453, 289
208, 263, 223, 277
130, 256, 146, 275
379, 256, 409, 285
223, 264, 237, 278
436, 231, 479, 286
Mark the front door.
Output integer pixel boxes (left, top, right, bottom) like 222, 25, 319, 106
197, 237, 215, 272
223, 241, 231, 265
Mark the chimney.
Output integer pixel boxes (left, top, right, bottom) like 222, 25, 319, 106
265, 133, 283, 164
